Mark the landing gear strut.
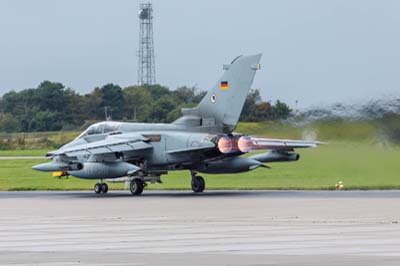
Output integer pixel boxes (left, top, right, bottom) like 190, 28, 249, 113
94, 180, 108, 194
191, 171, 205, 193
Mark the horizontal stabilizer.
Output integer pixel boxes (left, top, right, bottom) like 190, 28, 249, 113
250, 137, 324, 151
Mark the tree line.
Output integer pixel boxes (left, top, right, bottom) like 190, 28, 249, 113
0, 81, 292, 132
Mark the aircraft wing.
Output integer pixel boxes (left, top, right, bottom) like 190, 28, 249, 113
250, 137, 323, 151
48, 137, 152, 157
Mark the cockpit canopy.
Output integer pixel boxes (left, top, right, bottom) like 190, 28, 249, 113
76, 122, 123, 139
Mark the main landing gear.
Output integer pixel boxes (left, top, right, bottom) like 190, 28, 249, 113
191, 170, 205, 193
94, 180, 108, 194
130, 178, 145, 195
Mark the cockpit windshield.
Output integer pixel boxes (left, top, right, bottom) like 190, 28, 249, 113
76, 122, 123, 139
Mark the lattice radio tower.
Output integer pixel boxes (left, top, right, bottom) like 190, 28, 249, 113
137, 3, 156, 85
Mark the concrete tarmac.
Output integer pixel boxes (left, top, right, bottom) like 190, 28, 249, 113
0, 190, 400, 266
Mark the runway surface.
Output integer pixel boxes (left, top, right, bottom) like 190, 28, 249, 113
1, 190, 400, 265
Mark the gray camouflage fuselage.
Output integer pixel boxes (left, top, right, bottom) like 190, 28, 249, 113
33, 54, 321, 191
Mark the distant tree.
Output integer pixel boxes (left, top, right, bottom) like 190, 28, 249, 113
271, 100, 292, 119
87, 84, 124, 120
0, 81, 77, 131
123, 86, 153, 122
29, 110, 63, 132
82, 89, 102, 121
172, 86, 200, 104
0, 113, 20, 132
0, 81, 293, 133
150, 95, 177, 123
254, 102, 273, 120
68, 91, 89, 126
1, 89, 34, 117
193, 91, 207, 103
240, 89, 292, 121
143, 84, 170, 99
241, 89, 263, 121
32, 81, 70, 113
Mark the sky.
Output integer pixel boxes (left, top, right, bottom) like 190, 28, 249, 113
0, 0, 399, 108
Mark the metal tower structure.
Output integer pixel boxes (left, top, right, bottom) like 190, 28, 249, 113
137, 3, 156, 85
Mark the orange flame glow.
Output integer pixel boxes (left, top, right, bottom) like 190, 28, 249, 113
238, 136, 253, 153
218, 136, 233, 154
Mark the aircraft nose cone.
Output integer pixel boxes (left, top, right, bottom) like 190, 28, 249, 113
32, 163, 51, 172
32, 164, 42, 171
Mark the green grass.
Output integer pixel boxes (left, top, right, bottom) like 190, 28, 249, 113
1, 141, 399, 191
236, 120, 378, 141
0, 150, 47, 156
0, 131, 79, 150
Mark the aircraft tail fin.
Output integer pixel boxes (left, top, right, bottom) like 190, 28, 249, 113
196, 54, 262, 132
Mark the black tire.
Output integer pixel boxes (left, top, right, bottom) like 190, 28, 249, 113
130, 179, 144, 195
101, 183, 108, 194
94, 183, 102, 194
191, 175, 205, 193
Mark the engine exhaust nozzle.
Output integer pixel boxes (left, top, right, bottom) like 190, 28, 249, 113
217, 136, 233, 154
238, 136, 253, 153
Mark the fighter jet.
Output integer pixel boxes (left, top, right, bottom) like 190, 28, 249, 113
33, 54, 322, 195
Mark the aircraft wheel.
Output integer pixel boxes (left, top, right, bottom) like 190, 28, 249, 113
191, 175, 205, 193
101, 183, 108, 194
130, 179, 144, 195
94, 183, 102, 194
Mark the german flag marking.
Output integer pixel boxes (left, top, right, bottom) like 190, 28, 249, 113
220, 81, 229, 91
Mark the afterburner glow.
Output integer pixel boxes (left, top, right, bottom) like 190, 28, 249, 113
238, 136, 253, 153
218, 136, 233, 154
